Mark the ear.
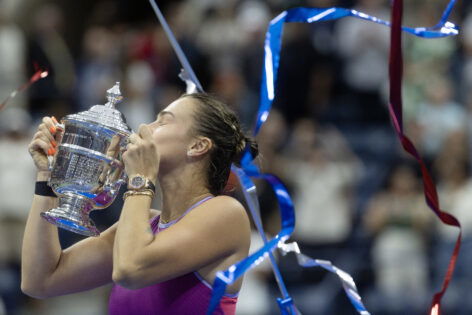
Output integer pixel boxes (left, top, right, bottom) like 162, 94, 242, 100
187, 137, 212, 158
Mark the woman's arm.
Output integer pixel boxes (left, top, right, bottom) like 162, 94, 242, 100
112, 195, 250, 289
21, 117, 116, 298
112, 194, 154, 287
21, 172, 116, 298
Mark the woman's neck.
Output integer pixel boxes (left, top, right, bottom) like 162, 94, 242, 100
158, 166, 213, 223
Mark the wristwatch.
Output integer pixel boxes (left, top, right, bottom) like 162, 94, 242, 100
127, 174, 156, 191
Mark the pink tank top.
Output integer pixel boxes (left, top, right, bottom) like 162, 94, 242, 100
108, 196, 238, 314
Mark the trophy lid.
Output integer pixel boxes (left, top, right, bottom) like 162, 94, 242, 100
66, 82, 131, 134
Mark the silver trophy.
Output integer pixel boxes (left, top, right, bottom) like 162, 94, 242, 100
41, 82, 132, 237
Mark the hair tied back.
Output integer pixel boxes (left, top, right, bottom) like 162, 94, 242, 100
233, 135, 259, 167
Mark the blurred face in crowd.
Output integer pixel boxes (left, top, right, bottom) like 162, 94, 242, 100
390, 166, 417, 194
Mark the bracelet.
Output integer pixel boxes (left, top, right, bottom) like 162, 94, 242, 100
123, 189, 155, 201
35, 181, 56, 197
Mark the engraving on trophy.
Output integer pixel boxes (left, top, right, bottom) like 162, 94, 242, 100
41, 82, 132, 237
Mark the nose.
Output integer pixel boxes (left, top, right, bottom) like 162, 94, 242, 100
138, 124, 147, 132
137, 123, 154, 138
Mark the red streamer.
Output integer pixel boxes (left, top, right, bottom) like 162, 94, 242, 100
0, 65, 48, 112
388, 1, 461, 314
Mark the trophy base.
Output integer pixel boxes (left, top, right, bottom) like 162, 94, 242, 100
41, 193, 100, 237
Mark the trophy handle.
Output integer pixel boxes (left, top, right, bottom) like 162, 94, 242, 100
48, 122, 65, 171
117, 171, 128, 185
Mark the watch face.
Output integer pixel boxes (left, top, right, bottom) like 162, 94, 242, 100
131, 176, 145, 188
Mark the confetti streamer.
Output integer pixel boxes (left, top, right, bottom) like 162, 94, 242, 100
388, 1, 461, 314
149, 0, 203, 92
254, 4, 458, 135
0, 66, 48, 112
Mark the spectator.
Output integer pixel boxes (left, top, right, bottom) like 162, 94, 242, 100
26, 3, 75, 118
0, 107, 35, 314
121, 61, 156, 130
335, 0, 390, 123
415, 75, 466, 158
76, 26, 122, 111
364, 162, 431, 313
284, 119, 361, 245
432, 131, 472, 314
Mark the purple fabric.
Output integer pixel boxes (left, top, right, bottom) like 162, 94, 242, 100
108, 197, 238, 314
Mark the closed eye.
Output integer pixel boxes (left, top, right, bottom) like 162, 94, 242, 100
154, 111, 174, 127
157, 110, 175, 120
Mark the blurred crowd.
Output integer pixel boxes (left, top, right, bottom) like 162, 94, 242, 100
1, 0, 472, 314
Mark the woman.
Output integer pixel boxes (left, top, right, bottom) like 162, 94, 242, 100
21, 93, 257, 314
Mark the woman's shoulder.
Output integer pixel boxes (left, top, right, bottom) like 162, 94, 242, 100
211, 194, 244, 206
188, 195, 248, 227
188, 195, 250, 252
208, 195, 246, 215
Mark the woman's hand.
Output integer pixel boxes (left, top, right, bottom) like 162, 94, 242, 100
28, 117, 59, 174
123, 124, 159, 184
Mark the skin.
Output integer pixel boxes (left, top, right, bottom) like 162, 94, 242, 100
21, 96, 251, 298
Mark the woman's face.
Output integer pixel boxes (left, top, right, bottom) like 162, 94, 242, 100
147, 96, 197, 172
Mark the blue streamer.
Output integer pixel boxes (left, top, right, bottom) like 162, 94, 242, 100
208, 2, 459, 314
231, 166, 295, 309
278, 242, 370, 315
207, 168, 296, 314
436, 0, 457, 28
254, 5, 459, 135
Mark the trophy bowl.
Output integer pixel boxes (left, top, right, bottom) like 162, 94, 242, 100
41, 82, 132, 237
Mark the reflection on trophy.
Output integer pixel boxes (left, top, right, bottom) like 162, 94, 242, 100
41, 82, 132, 237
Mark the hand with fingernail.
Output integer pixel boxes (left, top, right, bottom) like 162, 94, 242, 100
28, 116, 60, 173
122, 124, 160, 185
